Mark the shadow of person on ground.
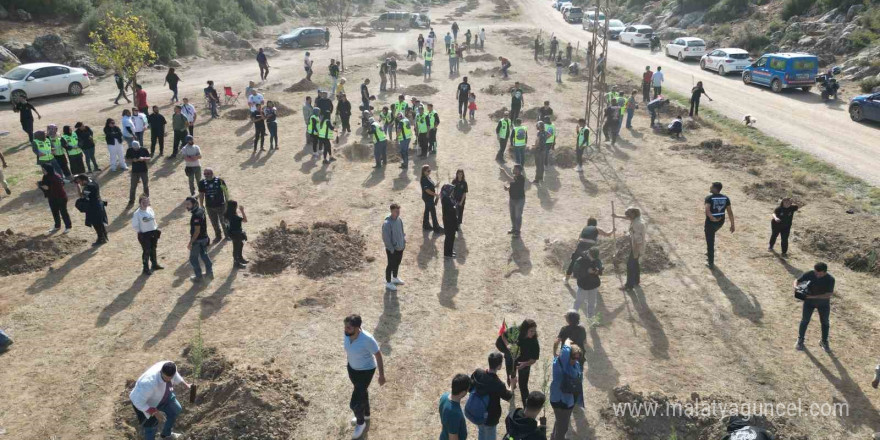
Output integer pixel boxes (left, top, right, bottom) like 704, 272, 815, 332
373, 290, 401, 355
26, 245, 99, 294
505, 237, 532, 277
143, 282, 208, 349
392, 167, 411, 191
805, 349, 880, 432
417, 229, 441, 269
95, 274, 150, 327
584, 327, 620, 391
199, 265, 240, 320
711, 267, 763, 324
630, 286, 669, 359
362, 165, 387, 188
439, 258, 460, 308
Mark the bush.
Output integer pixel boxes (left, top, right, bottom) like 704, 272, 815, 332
732, 26, 771, 52
0, 0, 94, 17
860, 76, 880, 93
676, 0, 716, 13
704, 0, 750, 23
818, 0, 865, 11
859, 5, 880, 32
627, 0, 652, 8
846, 27, 877, 50
781, 0, 816, 19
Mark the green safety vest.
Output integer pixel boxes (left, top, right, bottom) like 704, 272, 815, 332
319, 119, 334, 140
605, 91, 619, 103
498, 118, 510, 139
425, 50, 433, 61
513, 126, 527, 147
620, 98, 628, 117
50, 137, 65, 156
35, 139, 54, 162
577, 127, 590, 147
308, 115, 320, 135
395, 101, 409, 115
427, 111, 437, 129
416, 114, 429, 133
399, 118, 413, 140
449, 49, 457, 59
371, 122, 387, 143
545, 123, 556, 144
62, 134, 82, 155
381, 111, 393, 124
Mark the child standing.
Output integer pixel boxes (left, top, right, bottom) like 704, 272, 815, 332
467, 92, 477, 121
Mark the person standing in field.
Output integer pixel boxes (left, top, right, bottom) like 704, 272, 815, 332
441, 182, 459, 258
397, 113, 413, 168
226, 200, 249, 268
132, 194, 163, 275
185, 196, 213, 281
252, 103, 267, 153
457, 77, 471, 120
704, 181, 734, 269
13, 96, 40, 145
495, 111, 512, 162
418, 33, 425, 56
553, 310, 587, 355
613, 207, 646, 290
170, 106, 187, 158
421, 165, 443, 232
652, 66, 664, 98
135, 84, 148, 114
147, 106, 166, 157
125, 140, 151, 207
180, 135, 202, 196
469, 352, 515, 440
304, 51, 314, 81
438, 374, 471, 440
257, 48, 270, 80
329, 58, 339, 96
641, 66, 652, 103
181, 98, 197, 136
103, 119, 126, 172
114, 71, 131, 105
794, 262, 835, 353
129, 361, 191, 440
337, 94, 352, 135
452, 169, 468, 230
382, 203, 406, 291
689, 81, 713, 117
74, 122, 99, 173
501, 164, 526, 238
344, 314, 387, 440
509, 83, 524, 123
198, 168, 230, 243
514, 320, 540, 404
575, 118, 590, 173
549, 340, 584, 440
73, 174, 108, 245
62, 125, 85, 176
39, 164, 71, 234
769, 197, 799, 257
164, 68, 181, 104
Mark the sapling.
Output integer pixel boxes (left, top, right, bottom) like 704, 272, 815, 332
188, 319, 205, 404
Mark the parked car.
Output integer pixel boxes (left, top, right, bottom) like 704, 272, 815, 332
0, 62, 90, 103
619, 25, 653, 46
277, 27, 326, 48
665, 37, 707, 61
742, 53, 819, 93
700, 48, 752, 75
370, 11, 412, 30
564, 6, 583, 22
603, 19, 626, 39
849, 92, 880, 122
410, 13, 431, 28
556, 1, 572, 11
581, 9, 606, 30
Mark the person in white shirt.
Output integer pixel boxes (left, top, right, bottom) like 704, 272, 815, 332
180, 98, 197, 136
120, 109, 136, 148
479, 28, 486, 49
304, 51, 314, 81
129, 361, 190, 440
180, 135, 202, 196
652, 66, 665, 99
132, 194, 163, 275
247, 90, 264, 112
344, 314, 386, 439
425, 35, 434, 52
132, 107, 148, 147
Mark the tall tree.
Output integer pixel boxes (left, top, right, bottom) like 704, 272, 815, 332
318, 0, 358, 71
89, 11, 157, 87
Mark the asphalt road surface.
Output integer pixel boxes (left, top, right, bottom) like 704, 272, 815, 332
518, 0, 880, 186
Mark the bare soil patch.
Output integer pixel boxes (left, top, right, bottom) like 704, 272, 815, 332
670, 139, 766, 168
553, 147, 577, 169
224, 103, 296, 121
404, 84, 439, 96
481, 83, 535, 95
284, 79, 318, 93
464, 53, 497, 62
378, 51, 402, 61
499, 29, 535, 49
544, 237, 673, 274
250, 221, 367, 278
743, 180, 806, 204
449, 0, 479, 17
113, 347, 308, 440
469, 67, 501, 78
342, 141, 375, 162
0, 229, 87, 277
402, 63, 426, 76
799, 227, 880, 276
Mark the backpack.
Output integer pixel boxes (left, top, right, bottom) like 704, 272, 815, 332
464, 388, 491, 425
572, 254, 592, 280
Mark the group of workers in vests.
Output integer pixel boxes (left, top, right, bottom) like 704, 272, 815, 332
493, 112, 592, 176
34, 125, 86, 181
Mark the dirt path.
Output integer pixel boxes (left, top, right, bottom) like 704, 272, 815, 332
515, 0, 880, 186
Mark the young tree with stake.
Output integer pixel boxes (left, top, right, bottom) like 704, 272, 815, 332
319, 0, 357, 71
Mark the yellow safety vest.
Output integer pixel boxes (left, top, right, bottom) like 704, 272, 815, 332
577, 127, 590, 147
513, 126, 527, 147
425, 50, 433, 61
427, 111, 438, 129
319, 119, 334, 140
416, 114, 429, 133
50, 137, 65, 156
620, 98, 628, 117
395, 101, 409, 115
605, 91, 618, 103
400, 118, 413, 140
35, 139, 54, 162
308, 115, 320, 135
381, 111, 393, 124
62, 134, 82, 155
545, 123, 556, 144
371, 122, 387, 142
498, 118, 510, 139
449, 48, 457, 59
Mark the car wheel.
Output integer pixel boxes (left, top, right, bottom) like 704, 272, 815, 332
10, 89, 27, 102
801, 86, 812, 93
700, 60, 707, 70
678, 52, 684, 61
292, 41, 300, 48
771, 79, 782, 93
718, 66, 725, 76
849, 105, 864, 122
68, 82, 83, 96
743, 72, 751, 85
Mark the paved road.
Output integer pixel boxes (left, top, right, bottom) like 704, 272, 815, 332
516, 0, 880, 186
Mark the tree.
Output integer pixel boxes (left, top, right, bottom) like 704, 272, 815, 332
89, 11, 157, 87
318, 0, 358, 71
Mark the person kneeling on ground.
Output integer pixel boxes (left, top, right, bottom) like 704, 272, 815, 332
504, 391, 547, 440
668, 114, 683, 138
130, 361, 191, 440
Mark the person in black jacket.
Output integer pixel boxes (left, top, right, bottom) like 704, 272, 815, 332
337, 93, 352, 134
471, 352, 515, 438
440, 182, 458, 258
147, 106, 167, 156
75, 122, 100, 173
504, 391, 547, 440
40, 164, 71, 233
74, 174, 108, 245
421, 165, 443, 232
769, 197, 798, 257
456, 77, 471, 119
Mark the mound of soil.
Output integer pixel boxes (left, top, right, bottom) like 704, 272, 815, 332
670, 139, 766, 168
404, 84, 439, 96
553, 147, 577, 169
378, 51, 401, 61
470, 67, 500, 77
521, 106, 557, 121
224, 103, 296, 121
113, 348, 308, 440
464, 53, 497, 62
284, 79, 317, 93
480, 83, 535, 95
601, 385, 807, 440
402, 63, 425, 76
251, 221, 367, 278
489, 106, 509, 120
799, 227, 880, 275
543, 236, 673, 274
342, 142, 374, 162
0, 230, 87, 277
451, 0, 479, 17
743, 180, 806, 204
499, 29, 534, 48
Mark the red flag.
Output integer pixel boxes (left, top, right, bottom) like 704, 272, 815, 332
498, 318, 507, 337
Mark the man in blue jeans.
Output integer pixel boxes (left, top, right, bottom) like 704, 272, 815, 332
470, 352, 515, 439
795, 262, 835, 353
130, 361, 191, 440
185, 196, 213, 282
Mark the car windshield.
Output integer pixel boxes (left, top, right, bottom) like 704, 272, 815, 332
2, 67, 30, 81
729, 53, 750, 60
608, 20, 624, 27
569, 7, 582, 13
687, 40, 705, 47
792, 59, 817, 70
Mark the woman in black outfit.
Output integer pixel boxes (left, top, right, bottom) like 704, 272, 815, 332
13, 97, 40, 143
769, 197, 799, 257
689, 81, 713, 117
226, 200, 249, 268
252, 103, 266, 152
75, 122, 99, 173
264, 100, 279, 150
420, 164, 442, 231
74, 174, 109, 245
40, 164, 71, 233
495, 319, 540, 402
452, 169, 468, 230
164, 67, 181, 103
440, 183, 458, 258
336, 93, 352, 134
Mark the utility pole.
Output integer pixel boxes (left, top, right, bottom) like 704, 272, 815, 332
584, 0, 610, 147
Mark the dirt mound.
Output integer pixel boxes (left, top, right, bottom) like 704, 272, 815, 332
377, 51, 401, 61
342, 142, 374, 162
799, 227, 880, 275
113, 348, 308, 440
402, 63, 425, 76
0, 230, 87, 277
464, 53, 497, 62
284, 79, 317, 93
177, 346, 233, 381
404, 84, 439, 96
489, 107, 509, 120
251, 221, 367, 278
601, 385, 807, 440
224, 103, 296, 121
470, 67, 500, 77
670, 139, 766, 168
499, 29, 534, 48
743, 180, 806, 204
274, 103, 296, 118
450, 0, 479, 17
553, 147, 577, 169
521, 106, 557, 121
480, 82, 535, 95
544, 236, 673, 274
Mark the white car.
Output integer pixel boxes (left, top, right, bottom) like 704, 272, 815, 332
0, 62, 91, 103
665, 37, 707, 61
557, 1, 572, 11
581, 9, 606, 30
619, 25, 653, 46
603, 19, 626, 39
700, 48, 753, 75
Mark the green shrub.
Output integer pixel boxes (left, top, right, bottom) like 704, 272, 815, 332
818, 0, 865, 12
0, 0, 94, 17
846, 27, 877, 49
861, 76, 880, 93
713, 23, 732, 37
627, 0, 652, 8
781, 0, 816, 19
859, 5, 880, 32
732, 26, 771, 52
676, 0, 716, 13
768, 18, 786, 33
704, 0, 750, 23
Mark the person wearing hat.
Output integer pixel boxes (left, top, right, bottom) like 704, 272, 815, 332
130, 361, 191, 440
180, 135, 202, 196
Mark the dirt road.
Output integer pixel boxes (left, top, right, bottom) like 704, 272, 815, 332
517, 0, 880, 186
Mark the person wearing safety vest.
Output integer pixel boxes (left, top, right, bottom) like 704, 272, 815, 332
604, 86, 619, 106
379, 106, 393, 140
62, 125, 86, 175
534, 121, 548, 184
318, 116, 336, 164
33, 130, 62, 176
426, 103, 440, 154
575, 118, 590, 173
397, 113, 413, 168
495, 111, 512, 162
394, 95, 410, 135
416, 110, 430, 157
48, 124, 72, 179
424, 47, 433, 80
543, 116, 556, 166
625, 90, 638, 129
448, 44, 458, 75
369, 117, 388, 168
308, 108, 322, 159
511, 119, 527, 167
